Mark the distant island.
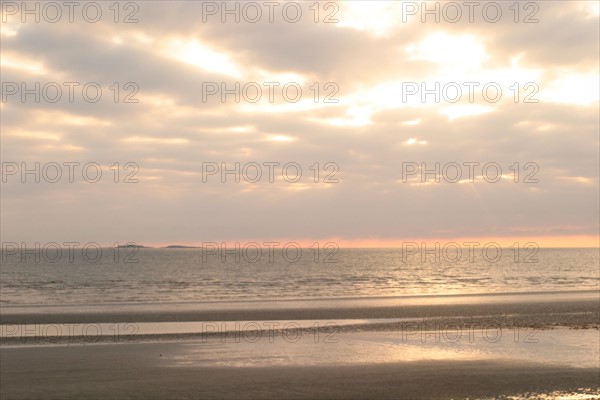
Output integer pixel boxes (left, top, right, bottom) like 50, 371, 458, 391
162, 245, 201, 249
117, 244, 153, 248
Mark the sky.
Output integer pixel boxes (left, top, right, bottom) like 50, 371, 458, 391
1, 1, 599, 247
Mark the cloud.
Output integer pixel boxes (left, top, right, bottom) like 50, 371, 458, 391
1, 1, 598, 245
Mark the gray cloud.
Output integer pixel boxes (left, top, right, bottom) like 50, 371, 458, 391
1, 1, 598, 245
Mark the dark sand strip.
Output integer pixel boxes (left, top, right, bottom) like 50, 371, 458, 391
1, 298, 598, 325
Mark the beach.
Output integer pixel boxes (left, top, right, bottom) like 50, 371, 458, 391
2, 291, 598, 399
3, 0, 599, 397
2, 346, 599, 400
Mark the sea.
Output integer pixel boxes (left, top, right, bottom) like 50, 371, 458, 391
1, 247, 598, 305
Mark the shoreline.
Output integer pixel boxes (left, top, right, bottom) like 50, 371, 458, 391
2, 292, 598, 325
1, 291, 598, 345
2, 290, 598, 324
3, 289, 597, 308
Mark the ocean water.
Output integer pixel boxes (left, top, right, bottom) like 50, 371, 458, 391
0, 248, 598, 305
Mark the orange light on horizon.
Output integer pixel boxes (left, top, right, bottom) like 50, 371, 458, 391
144, 235, 598, 249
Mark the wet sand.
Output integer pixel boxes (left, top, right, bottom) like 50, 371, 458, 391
1, 341, 599, 400
1, 291, 599, 399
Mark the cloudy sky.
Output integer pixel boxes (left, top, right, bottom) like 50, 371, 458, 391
1, 1, 598, 247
